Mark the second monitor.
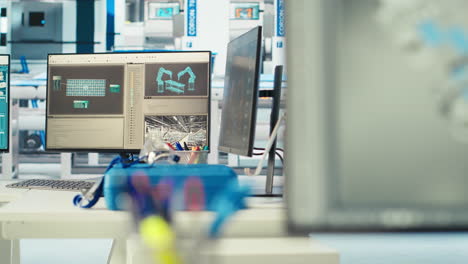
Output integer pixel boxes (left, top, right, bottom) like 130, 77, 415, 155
46, 51, 211, 152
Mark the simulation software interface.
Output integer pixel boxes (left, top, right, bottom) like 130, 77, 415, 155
0, 55, 8, 150
46, 52, 210, 151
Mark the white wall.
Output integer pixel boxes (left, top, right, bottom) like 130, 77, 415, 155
184, 0, 230, 76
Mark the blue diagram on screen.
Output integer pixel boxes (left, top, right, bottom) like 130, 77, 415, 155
157, 7, 174, 18
66, 79, 106, 97
0, 65, 8, 149
156, 67, 196, 94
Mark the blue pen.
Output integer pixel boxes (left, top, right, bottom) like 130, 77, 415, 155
175, 142, 184, 151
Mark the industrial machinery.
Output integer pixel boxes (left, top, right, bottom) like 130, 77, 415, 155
144, 0, 182, 49
1, 0, 286, 179
116, 0, 285, 75
9, 0, 106, 60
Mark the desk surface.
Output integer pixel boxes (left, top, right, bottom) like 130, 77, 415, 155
0, 181, 339, 264
0, 181, 29, 203
0, 181, 287, 238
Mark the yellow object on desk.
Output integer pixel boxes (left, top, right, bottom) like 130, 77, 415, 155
140, 215, 182, 264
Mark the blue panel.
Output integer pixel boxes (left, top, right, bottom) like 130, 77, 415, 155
276, 0, 285, 37
187, 0, 197, 37
106, 0, 115, 51
0, 65, 8, 150
77, 0, 95, 53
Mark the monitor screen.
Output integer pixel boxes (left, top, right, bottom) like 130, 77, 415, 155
230, 3, 260, 20
148, 2, 180, 20
0, 55, 8, 151
218, 26, 262, 157
46, 52, 211, 152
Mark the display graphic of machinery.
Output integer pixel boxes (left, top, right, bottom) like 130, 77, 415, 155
156, 66, 196, 94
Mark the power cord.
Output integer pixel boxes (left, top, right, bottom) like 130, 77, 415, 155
248, 114, 286, 176
252, 151, 284, 164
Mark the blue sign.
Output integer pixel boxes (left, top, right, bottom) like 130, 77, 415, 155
187, 0, 197, 37
276, 0, 285, 37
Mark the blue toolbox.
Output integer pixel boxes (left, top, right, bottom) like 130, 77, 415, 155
103, 163, 239, 211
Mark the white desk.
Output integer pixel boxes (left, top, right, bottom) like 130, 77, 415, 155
0, 182, 27, 264
0, 182, 339, 264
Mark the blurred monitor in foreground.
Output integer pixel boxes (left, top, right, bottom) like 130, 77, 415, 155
287, 0, 468, 232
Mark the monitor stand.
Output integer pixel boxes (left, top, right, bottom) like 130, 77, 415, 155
259, 65, 283, 195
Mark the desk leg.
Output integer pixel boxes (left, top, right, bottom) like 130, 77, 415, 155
0, 239, 20, 264
11, 240, 20, 264
107, 239, 126, 264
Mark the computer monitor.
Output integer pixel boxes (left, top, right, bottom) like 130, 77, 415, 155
230, 3, 261, 20
148, 2, 180, 20
46, 51, 211, 152
287, 0, 468, 232
0, 55, 9, 152
218, 26, 262, 157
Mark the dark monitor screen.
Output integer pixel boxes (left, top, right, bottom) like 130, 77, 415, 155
46, 52, 211, 152
218, 26, 262, 157
29, 12, 45, 27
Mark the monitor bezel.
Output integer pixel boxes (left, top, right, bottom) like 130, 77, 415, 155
0, 54, 10, 153
218, 26, 262, 157
45, 51, 212, 153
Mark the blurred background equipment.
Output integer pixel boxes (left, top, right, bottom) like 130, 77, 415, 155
376, 0, 468, 143
0, 0, 286, 180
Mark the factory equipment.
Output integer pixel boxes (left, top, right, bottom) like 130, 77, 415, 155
117, 0, 285, 75
228, 0, 285, 74
11, 1, 63, 60
1, 0, 286, 178
9, 0, 106, 60
229, 1, 264, 40
144, 0, 182, 49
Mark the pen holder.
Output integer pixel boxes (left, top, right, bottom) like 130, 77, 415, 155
173, 151, 208, 164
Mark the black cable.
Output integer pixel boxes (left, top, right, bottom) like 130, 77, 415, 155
254, 147, 284, 152
252, 151, 284, 165
251, 194, 283, 198
276, 153, 284, 164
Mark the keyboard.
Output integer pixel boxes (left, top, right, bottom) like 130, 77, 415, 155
6, 179, 95, 191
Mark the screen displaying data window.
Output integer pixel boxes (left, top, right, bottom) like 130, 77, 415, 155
148, 2, 180, 20
0, 55, 9, 151
46, 52, 211, 152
